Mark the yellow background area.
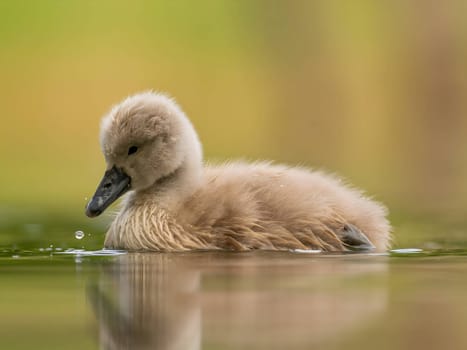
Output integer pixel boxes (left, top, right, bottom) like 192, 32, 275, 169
1, 1, 466, 219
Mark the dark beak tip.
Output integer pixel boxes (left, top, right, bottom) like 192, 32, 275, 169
85, 202, 102, 218
85, 210, 96, 218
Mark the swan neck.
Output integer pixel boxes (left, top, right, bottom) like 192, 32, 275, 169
134, 153, 202, 209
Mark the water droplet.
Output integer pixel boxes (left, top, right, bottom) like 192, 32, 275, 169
75, 231, 85, 240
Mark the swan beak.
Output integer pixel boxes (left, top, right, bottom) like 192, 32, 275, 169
85, 166, 131, 218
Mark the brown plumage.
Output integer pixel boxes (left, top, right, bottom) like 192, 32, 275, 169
86, 92, 391, 252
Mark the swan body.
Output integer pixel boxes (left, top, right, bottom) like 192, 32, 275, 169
86, 92, 391, 252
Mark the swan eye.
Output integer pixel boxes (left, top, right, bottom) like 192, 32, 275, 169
128, 146, 138, 155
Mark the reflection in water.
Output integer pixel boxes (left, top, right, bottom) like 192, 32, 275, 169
88, 252, 388, 349
88, 254, 201, 350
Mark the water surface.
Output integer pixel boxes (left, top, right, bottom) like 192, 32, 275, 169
1, 212, 467, 350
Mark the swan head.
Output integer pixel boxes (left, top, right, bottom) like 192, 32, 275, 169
86, 91, 202, 217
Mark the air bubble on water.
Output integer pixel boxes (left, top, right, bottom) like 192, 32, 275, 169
12, 255, 19, 259
75, 230, 85, 240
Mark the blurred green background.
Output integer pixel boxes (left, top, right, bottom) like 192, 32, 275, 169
1, 0, 467, 246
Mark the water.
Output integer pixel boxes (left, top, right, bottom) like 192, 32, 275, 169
1, 211, 467, 350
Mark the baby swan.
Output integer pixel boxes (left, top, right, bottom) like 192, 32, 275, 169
86, 92, 391, 252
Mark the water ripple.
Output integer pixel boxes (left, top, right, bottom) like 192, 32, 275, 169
56, 248, 127, 256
